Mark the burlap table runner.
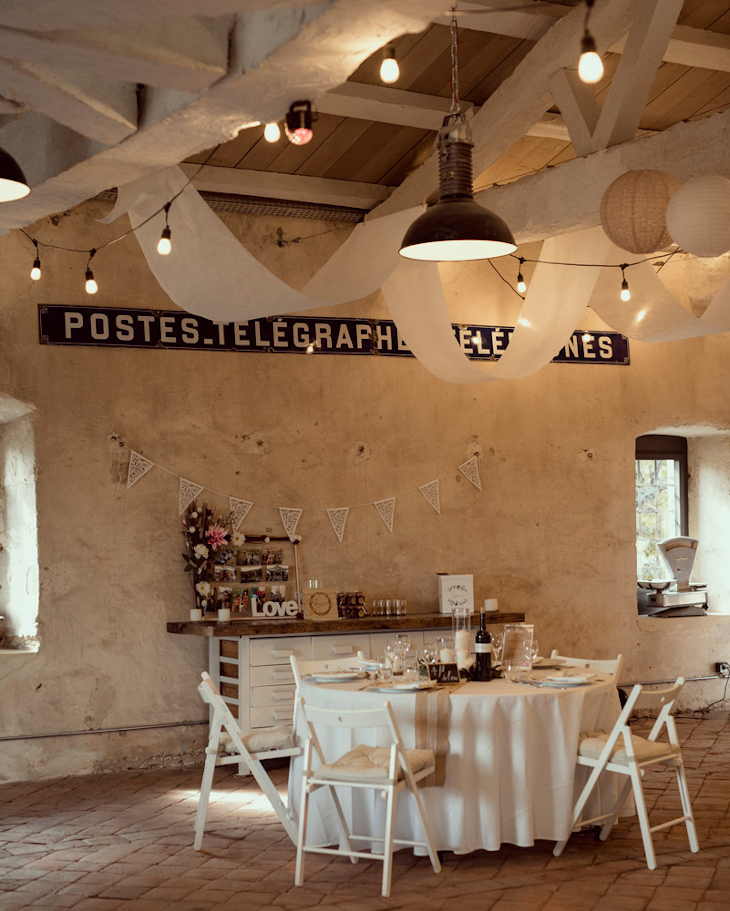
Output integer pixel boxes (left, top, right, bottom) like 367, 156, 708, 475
414, 683, 464, 787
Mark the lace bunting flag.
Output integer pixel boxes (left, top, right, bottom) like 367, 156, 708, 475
229, 497, 253, 532
126, 450, 154, 489
326, 507, 349, 543
419, 480, 441, 514
374, 497, 395, 533
458, 456, 481, 491
179, 477, 204, 515
279, 507, 303, 542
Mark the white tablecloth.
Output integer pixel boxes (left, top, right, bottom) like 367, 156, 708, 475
289, 674, 622, 853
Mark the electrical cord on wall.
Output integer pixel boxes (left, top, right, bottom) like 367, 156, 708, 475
675, 673, 730, 719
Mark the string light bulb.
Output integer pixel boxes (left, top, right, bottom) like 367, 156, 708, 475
285, 101, 315, 146
264, 122, 281, 143
380, 46, 399, 83
85, 249, 98, 294
517, 257, 527, 293
30, 240, 41, 280
620, 264, 631, 302
306, 341, 316, 354
156, 203, 172, 255
578, 0, 603, 84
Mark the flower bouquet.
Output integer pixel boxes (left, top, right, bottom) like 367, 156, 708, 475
182, 502, 233, 613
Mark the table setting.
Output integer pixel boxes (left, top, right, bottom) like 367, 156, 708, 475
290, 617, 625, 854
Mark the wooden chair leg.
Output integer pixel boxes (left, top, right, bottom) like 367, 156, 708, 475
629, 766, 657, 870
194, 717, 224, 850
409, 783, 441, 874
381, 786, 397, 899
675, 762, 700, 853
294, 779, 310, 887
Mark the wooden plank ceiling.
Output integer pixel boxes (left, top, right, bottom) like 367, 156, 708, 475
187, 0, 730, 206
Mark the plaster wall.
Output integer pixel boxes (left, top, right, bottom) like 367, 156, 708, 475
1, 202, 729, 782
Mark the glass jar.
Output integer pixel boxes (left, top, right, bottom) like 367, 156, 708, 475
452, 606, 471, 663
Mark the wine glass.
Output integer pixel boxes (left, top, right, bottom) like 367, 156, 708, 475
530, 639, 540, 666
395, 632, 411, 658
491, 631, 503, 666
384, 642, 400, 673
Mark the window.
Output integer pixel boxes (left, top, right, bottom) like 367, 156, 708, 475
635, 435, 688, 581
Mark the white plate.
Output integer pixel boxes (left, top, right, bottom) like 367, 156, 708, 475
368, 680, 437, 693
545, 673, 596, 685
306, 671, 367, 683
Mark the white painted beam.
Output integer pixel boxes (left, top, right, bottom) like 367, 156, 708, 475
612, 24, 730, 73
548, 68, 600, 156
0, 0, 448, 232
433, 1, 568, 41
370, 0, 636, 219
319, 82, 472, 130
180, 163, 389, 209
0, 17, 231, 93
472, 107, 730, 245
0, 0, 328, 32
591, 0, 683, 151
0, 59, 137, 144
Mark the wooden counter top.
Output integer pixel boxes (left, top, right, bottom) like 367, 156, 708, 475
166, 611, 525, 638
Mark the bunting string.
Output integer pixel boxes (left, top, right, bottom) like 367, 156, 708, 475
121, 438, 482, 543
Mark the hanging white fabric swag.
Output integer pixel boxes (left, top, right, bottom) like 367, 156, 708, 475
103, 167, 730, 386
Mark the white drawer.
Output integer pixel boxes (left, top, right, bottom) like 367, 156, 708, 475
311, 634, 371, 660
250, 636, 312, 666
251, 664, 295, 687
251, 685, 296, 708
251, 704, 295, 728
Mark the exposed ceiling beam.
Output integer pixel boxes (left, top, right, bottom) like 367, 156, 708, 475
319, 82, 473, 130
370, 0, 636, 219
439, 3, 730, 75
0, 0, 449, 232
473, 107, 730, 245
0, 59, 137, 144
0, 0, 328, 32
0, 18, 231, 93
433, 1, 567, 41
180, 163, 389, 209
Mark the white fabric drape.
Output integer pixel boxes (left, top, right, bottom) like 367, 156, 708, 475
104, 166, 730, 386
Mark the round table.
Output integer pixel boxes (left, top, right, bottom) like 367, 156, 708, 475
289, 671, 623, 853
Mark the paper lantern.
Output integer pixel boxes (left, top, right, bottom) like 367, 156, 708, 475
666, 176, 730, 258
600, 169, 680, 253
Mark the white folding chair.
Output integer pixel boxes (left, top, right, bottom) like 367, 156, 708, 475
554, 677, 699, 869
194, 671, 301, 849
289, 654, 361, 687
550, 650, 624, 678
295, 698, 441, 898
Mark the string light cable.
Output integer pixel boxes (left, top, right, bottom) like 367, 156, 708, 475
21, 143, 221, 291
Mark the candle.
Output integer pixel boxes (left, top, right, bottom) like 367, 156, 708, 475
455, 629, 470, 654
484, 598, 499, 612
440, 648, 454, 662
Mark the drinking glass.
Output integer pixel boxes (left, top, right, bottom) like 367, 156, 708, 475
395, 632, 410, 659
436, 636, 454, 663
384, 642, 400, 673
530, 639, 540, 665
492, 631, 504, 666
402, 657, 418, 684
377, 665, 393, 684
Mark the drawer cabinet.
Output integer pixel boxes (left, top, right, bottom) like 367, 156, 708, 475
209, 628, 447, 737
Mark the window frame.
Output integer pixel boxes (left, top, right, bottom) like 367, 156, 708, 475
635, 434, 689, 538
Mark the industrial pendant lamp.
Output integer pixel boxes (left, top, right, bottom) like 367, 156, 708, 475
399, 13, 515, 262
0, 147, 30, 202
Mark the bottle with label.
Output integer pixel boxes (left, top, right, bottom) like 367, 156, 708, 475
475, 611, 492, 681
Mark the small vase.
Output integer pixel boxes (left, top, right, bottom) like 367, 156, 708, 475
189, 608, 203, 621
217, 607, 231, 622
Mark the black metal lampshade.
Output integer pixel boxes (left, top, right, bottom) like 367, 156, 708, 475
0, 147, 30, 202
400, 119, 515, 261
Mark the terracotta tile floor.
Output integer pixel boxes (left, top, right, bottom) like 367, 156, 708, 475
1, 715, 729, 911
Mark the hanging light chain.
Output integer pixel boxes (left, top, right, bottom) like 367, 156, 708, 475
449, 10, 461, 116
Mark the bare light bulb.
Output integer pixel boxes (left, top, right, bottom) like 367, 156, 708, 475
306, 342, 315, 355
620, 279, 631, 302
85, 268, 98, 295
264, 122, 281, 143
380, 48, 399, 84
578, 34, 603, 84
30, 258, 41, 281
517, 275, 527, 294
157, 226, 172, 255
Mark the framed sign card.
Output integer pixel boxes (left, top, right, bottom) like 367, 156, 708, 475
438, 574, 474, 615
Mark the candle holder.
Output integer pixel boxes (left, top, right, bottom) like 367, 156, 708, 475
452, 606, 471, 664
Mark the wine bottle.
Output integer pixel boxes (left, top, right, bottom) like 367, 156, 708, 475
475, 611, 492, 681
